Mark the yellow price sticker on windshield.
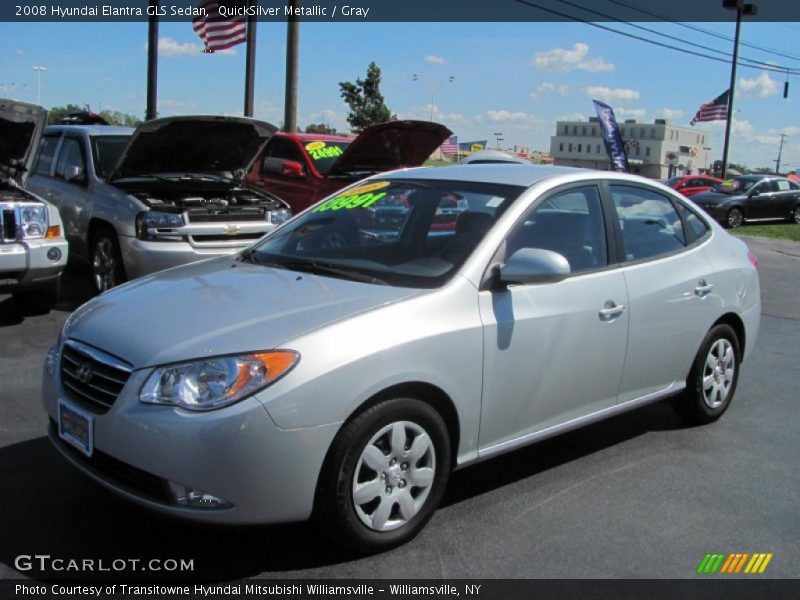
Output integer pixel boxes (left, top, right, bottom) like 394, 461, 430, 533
305, 141, 326, 152
313, 181, 392, 213
337, 181, 391, 197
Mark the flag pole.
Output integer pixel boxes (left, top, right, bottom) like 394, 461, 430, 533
283, 0, 300, 132
146, 0, 159, 121
721, 3, 743, 181
243, 0, 257, 117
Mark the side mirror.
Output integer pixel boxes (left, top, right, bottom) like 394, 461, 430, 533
64, 165, 85, 184
749, 189, 760, 197
281, 160, 306, 178
498, 248, 571, 286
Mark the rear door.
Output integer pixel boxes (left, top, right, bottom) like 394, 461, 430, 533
478, 183, 629, 450
609, 184, 719, 403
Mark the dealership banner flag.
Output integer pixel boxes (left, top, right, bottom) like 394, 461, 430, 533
690, 89, 730, 126
193, 1, 248, 53
593, 99, 629, 173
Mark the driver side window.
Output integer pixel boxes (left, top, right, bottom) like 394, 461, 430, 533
54, 138, 85, 181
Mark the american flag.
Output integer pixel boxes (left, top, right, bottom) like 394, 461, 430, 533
440, 135, 458, 154
690, 90, 729, 126
193, 1, 247, 53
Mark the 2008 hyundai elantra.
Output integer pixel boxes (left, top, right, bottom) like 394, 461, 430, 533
43, 165, 760, 552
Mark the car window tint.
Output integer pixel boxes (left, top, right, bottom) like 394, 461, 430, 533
676, 203, 710, 242
506, 186, 608, 274
267, 138, 305, 164
611, 185, 686, 262
54, 138, 85, 179
35, 135, 60, 175
92, 135, 130, 179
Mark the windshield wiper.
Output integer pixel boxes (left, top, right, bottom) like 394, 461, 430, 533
249, 257, 388, 285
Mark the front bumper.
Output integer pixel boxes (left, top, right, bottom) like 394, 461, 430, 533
0, 237, 68, 293
42, 353, 339, 525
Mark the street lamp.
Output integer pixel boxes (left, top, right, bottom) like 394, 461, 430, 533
720, 0, 757, 180
32, 66, 47, 105
494, 132, 503, 149
412, 74, 455, 122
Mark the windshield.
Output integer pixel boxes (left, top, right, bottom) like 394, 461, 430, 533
92, 135, 131, 179
303, 140, 351, 175
243, 178, 525, 288
714, 177, 758, 194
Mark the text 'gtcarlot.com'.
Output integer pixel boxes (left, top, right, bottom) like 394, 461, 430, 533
13, 554, 194, 572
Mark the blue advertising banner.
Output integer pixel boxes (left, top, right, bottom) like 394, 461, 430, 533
593, 100, 629, 173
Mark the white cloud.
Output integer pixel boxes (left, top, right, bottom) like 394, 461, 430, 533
738, 72, 779, 99
398, 104, 465, 123
530, 82, 570, 100
159, 98, 198, 114
102, 77, 113, 84
146, 37, 236, 57
532, 43, 614, 73
616, 108, 647, 120
255, 100, 281, 121
656, 108, 684, 120
15, 48, 24, 55
424, 55, 446, 64
556, 112, 588, 122
584, 86, 640, 103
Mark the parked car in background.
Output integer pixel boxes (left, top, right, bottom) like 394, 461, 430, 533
245, 120, 451, 214
691, 174, 800, 228
663, 175, 723, 198
27, 116, 291, 293
45, 165, 759, 553
460, 149, 530, 164
0, 99, 68, 313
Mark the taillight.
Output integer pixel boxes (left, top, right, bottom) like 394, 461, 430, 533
747, 250, 758, 268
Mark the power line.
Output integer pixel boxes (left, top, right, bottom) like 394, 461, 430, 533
513, 0, 800, 75
602, 0, 800, 64
549, 0, 800, 73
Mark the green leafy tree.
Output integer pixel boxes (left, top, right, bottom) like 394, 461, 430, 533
339, 62, 391, 133
46, 104, 88, 124
305, 122, 338, 135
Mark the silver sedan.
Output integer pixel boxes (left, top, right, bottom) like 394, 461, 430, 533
43, 165, 760, 552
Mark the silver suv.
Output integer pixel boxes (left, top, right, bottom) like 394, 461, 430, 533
27, 116, 291, 293
1, 99, 68, 313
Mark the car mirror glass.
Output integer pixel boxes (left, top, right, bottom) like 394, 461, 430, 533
64, 165, 85, 184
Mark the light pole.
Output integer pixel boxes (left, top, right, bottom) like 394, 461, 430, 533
32, 66, 47, 105
412, 74, 454, 121
775, 133, 787, 174
494, 132, 503, 150
720, 0, 757, 181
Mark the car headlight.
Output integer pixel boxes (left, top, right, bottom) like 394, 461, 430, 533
20, 204, 48, 238
140, 350, 299, 411
136, 210, 185, 241
269, 208, 292, 225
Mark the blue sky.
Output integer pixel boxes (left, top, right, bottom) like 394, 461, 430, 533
2, 19, 799, 170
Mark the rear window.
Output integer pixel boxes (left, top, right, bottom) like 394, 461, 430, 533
35, 135, 60, 175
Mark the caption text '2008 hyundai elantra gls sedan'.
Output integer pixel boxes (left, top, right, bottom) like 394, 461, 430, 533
43, 165, 760, 553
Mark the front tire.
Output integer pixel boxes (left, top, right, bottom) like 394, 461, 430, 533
314, 398, 451, 553
673, 324, 740, 424
789, 205, 800, 225
91, 227, 126, 294
725, 207, 744, 229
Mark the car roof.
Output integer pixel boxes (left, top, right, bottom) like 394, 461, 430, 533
383, 163, 650, 188
44, 124, 134, 136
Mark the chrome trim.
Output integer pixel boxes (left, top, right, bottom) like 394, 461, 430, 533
63, 339, 133, 373
473, 382, 683, 463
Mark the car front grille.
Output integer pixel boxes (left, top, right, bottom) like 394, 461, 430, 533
60, 340, 132, 414
0, 206, 17, 242
189, 232, 265, 243
186, 209, 268, 223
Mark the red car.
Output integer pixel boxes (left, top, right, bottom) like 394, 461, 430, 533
664, 175, 723, 198
245, 120, 451, 214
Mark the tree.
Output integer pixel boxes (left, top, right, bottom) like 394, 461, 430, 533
305, 123, 338, 135
339, 62, 391, 133
46, 104, 142, 127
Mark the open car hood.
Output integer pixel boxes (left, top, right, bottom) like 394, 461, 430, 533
108, 115, 277, 182
0, 99, 47, 186
326, 120, 452, 177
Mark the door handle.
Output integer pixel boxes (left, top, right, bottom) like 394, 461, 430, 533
599, 300, 626, 321
694, 280, 714, 297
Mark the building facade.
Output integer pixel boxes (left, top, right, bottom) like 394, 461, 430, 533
550, 118, 711, 179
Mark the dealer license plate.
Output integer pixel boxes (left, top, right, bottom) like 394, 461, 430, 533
58, 401, 94, 457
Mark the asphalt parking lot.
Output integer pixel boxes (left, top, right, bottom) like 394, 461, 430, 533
1, 235, 798, 581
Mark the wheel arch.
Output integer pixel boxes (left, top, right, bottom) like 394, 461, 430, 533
713, 312, 746, 360
87, 217, 120, 246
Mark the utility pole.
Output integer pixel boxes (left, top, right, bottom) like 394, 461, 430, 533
146, 1, 158, 121
721, 0, 757, 181
283, 0, 300, 132
775, 133, 786, 174
243, 0, 257, 117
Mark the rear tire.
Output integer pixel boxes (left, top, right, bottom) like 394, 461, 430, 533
314, 398, 451, 554
673, 324, 740, 424
789, 205, 800, 225
12, 276, 60, 315
90, 227, 126, 294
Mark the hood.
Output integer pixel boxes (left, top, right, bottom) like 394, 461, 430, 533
326, 120, 452, 176
108, 115, 277, 182
0, 99, 47, 186
64, 257, 422, 369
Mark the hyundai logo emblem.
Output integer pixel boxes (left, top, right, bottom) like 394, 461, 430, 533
76, 362, 93, 383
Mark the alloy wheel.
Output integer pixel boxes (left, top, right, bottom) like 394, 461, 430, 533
92, 236, 117, 292
726, 208, 744, 228
702, 338, 736, 409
